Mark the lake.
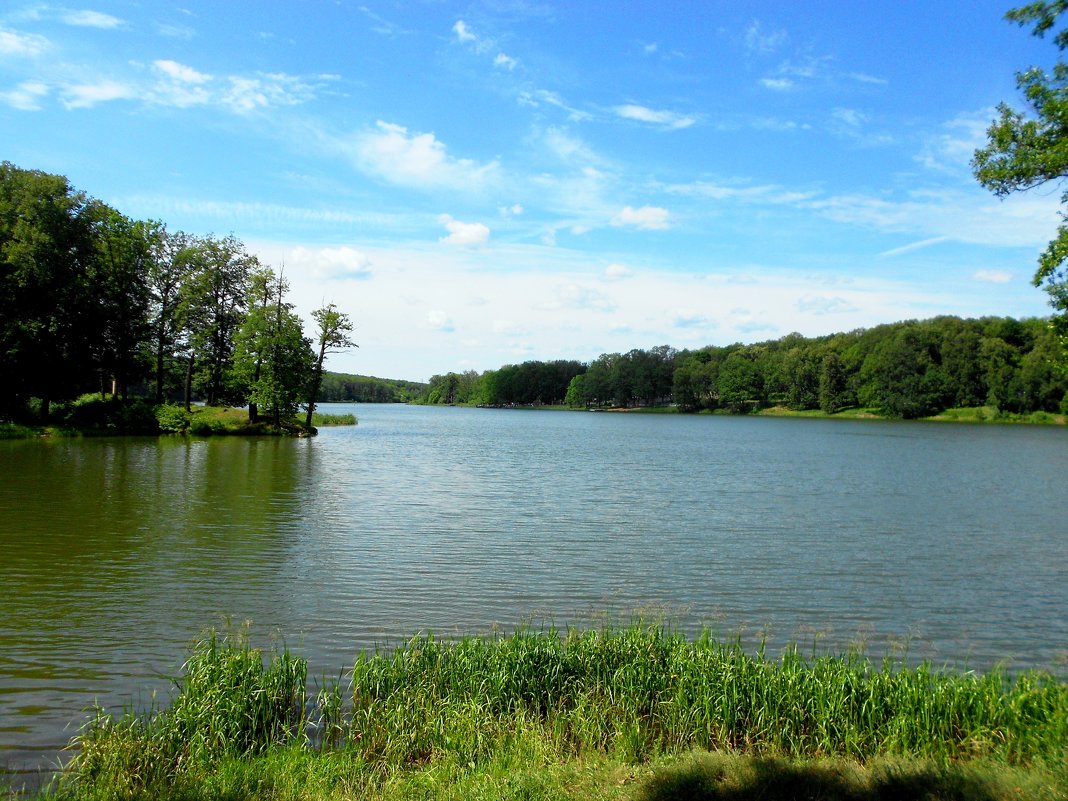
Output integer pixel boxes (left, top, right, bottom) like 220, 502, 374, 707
1, 403, 1067, 780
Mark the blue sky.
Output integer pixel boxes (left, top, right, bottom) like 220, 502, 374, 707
0, 1, 1061, 381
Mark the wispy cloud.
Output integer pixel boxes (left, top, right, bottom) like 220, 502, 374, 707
744, 20, 787, 55
612, 205, 670, 230
0, 25, 49, 56
759, 77, 794, 91
604, 263, 634, 280
518, 89, 591, 121
62, 80, 134, 109
452, 17, 516, 68
878, 236, 949, 258
0, 80, 48, 110
614, 104, 696, 130
973, 269, 1013, 284
62, 10, 124, 29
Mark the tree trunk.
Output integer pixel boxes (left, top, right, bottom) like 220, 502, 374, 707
305, 349, 326, 429
155, 343, 165, 405
184, 352, 195, 412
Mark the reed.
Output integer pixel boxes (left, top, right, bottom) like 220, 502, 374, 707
52, 623, 1068, 800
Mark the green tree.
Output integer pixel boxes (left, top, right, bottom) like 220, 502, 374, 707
0, 163, 99, 418
564, 373, 588, 408
179, 234, 256, 407
974, 2, 1068, 353
87, 203, 152, 401
234, 269, 313, 427
146, 225, 194, 404
305, 303, 356, 428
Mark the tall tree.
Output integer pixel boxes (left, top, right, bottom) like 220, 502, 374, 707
305, 303, 356, 429
146, 225, 194, 404
179, 234, 256, 406
974, 2, 1068, 354
87, 203, 151, 401
234, 269, 312, 427
0, 163, 98, 418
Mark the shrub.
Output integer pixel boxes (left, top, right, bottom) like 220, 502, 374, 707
155, 404, 191, 433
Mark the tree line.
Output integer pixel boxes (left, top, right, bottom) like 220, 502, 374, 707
317, 371, 426, 403
419, 316, 1067, 419
0, 163, 354, 427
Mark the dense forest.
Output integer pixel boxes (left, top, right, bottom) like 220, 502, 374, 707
317, 371, 426, 403
419, 316, 1067, 419
0, 163, 354, 428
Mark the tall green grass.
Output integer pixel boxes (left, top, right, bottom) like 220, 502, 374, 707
53, 623, 1068, 800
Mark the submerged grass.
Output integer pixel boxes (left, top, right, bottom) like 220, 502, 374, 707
40, 623, 1068, 801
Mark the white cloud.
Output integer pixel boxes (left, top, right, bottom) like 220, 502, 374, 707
760, 77, 794, 91
831, 107, 866, 128
290, 245, 373, 280
62, 10, 124, 29
850, 72, 888, 85
439, 214, 490, 246
643, 42, 658, 54
221, 73, 314, 112
0, 80, 48, 110
973, 269, 1013, 284
0, 25, 49, 56
354, 121, 499, 190
518, 89, 591, 121
614, 104, 696, 130
452, 20, 476, 43
612, 205, 671, 230
494, 53, 517, 70
499, 203, 523, 216
604, 263, 634, 280
153, 59, 211, 84
426, 310, 455, 331
62, 80, 134, 109
158, 22, 195, 39
151, 59, 213, 106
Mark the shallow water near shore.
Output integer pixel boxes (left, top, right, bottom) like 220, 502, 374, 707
1, 403, 1066, 780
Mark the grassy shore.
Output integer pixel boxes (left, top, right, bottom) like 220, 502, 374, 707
32, 624, 1068, 801
0, 395, 356, 439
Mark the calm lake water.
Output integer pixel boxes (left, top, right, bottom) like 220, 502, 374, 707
1, 403, 1067, 779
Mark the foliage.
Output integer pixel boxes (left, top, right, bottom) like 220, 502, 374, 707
316, 371, 425, 403
154, 403, 191, 433
305, 303, 357, 429
974, 2, 1068, 355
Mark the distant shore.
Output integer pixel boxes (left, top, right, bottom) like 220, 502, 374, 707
471, 402, 1068, 425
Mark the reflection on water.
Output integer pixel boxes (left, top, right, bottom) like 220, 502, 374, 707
1, 405, 1067, 778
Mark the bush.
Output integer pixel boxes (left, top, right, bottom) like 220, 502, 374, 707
155, 404, 191, 433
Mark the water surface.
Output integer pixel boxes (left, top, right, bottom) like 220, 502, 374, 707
1, 404, 1066, 778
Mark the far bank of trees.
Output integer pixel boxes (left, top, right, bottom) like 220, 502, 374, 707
0, 163, 355, 425
419, 316, 1067, 419
317, 372, 426, 403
